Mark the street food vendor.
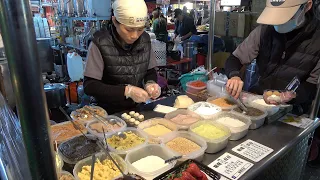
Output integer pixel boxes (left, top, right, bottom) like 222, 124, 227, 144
225, 0, 320, 114
174, 9, 197, 41
83, 0, 161, 114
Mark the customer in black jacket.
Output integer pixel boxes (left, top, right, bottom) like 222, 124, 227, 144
174, 9, 197, 41
83, 0, 160, 114
225, 0, 320, 114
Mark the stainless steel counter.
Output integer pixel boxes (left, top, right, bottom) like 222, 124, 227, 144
127, 96, 320, 180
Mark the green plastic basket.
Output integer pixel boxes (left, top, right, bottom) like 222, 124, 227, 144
179, 72, 208, 91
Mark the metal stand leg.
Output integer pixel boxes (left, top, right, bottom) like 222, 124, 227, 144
0, 0, 57, 179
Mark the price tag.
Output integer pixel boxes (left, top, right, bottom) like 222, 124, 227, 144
280, 115, 314, 129
208, 153, 253, 180
232, 140, 274, 162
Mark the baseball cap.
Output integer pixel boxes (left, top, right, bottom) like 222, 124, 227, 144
257, 0, 308, 25
174, 9, 183, 18
112, 0, 148, 28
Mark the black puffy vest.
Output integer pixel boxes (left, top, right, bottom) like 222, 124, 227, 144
251, 21, 320, 95
92, 26, 151, 87
92, 26, 151, 113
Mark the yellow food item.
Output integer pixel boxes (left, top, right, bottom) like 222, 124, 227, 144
107, 131, 145, 150
166, 137, 201, 155
174, 95, 194, 108
265, 91, 273, 96
143, 124, 172, 137
192, 124, 227, 139
59, 174, 74, 180
273, 91, 281, 96
78, 159, 121, 180
209, 98, 235, 108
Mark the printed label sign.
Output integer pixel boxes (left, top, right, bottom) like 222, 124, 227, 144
208, 153, 253, 180
232, 140, 274, 162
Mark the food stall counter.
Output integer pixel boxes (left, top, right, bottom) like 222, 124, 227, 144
116, 95, 320, 180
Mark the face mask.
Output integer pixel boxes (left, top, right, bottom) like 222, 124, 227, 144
274, 5, 306, 33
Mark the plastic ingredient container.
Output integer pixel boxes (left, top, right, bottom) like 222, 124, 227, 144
211, 112, 251, 141
206, 79, 228, 98
232, 106, 268, 130
86, 115, 127, 139
185, 90, 210, 102
125, 144, 177, 180
188, 102, 221, 119
73, 152, 127, 180
137, 118, 178, 144
161, 131, 207, 162
70, 105, 108, 125
186, 80, 207, 94
164, 109, 203, 130
189, 120, 231, 153
239, 92, 260, 105
56, 153, 64, 176
51, 121, 88, 144
245, 95, 280, 116
59, 171, 75, 180
58, 135, 100, 164
207, 96, 238, 111
106, 128, 148, 156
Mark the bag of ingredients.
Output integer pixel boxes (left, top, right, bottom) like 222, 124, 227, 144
0, 92, 31, 179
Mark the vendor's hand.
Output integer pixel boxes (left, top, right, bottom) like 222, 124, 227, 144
125, 85, 150, 103
226, 76, 244, 99
281, 91, 297, 103
145, 83, 161, 99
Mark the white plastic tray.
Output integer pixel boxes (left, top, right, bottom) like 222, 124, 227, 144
211, 112, 251, 141
188, 102, 222, 119
106, 128, 148, 156
161, 131, 207, 162
70, 106, 108, 125
137, 118, 178, 144
164, 109, 203, 130
207, 96, 238, 111
73, 152, 127, 180
125, 144, 177, 180
232, 107, 268, 130
189, 120, 231, 153
86, 115, 127, 139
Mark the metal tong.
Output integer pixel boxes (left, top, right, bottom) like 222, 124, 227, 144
164, 156, 183, 164
83, 107, 127, 139
59, 106, 92, 140
96, 128, 135, 180
235, 97, 248, 113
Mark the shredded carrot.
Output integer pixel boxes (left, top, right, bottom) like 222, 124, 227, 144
189, 81, 206, 87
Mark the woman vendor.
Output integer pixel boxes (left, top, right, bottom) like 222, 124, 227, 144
225, 0, 320, 115
83, 0, 161, 114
